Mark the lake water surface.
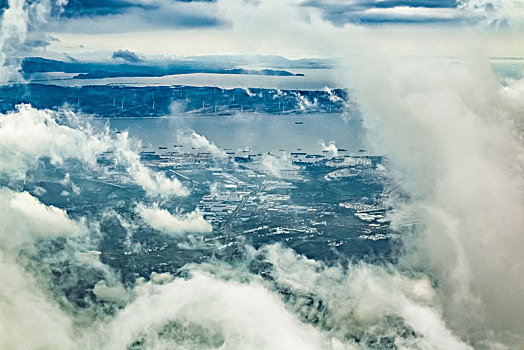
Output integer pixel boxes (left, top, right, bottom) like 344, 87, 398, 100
105, 112, 366, 155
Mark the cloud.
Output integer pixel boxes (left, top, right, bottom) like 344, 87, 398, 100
0, 105, 188, 196
0, 186, 87, 350
0, 0, 70, 83
0, 0, 30, 82
260, 152, 298, 177
323, 86, 343, 103
0, 105, 106, 178
57, 0, 147, 18
125, 154, 189, 196
459, 0, 524, 29
105, 271, 326, 350
349, 53, 524, 339
0, 188, 83, 250
320, 140, 338, 157
176, 129, 227, 158
293, 92, 318, 111
93, 280, 131, 305
261, 244, 472, 349
44, 0, 220, 34
0, 255, 77, 350
213, 0, 524, 345
112, 48, 141, 62
137, 203, 212, 236
301, 0, 481, 26
0, 1, 522, 349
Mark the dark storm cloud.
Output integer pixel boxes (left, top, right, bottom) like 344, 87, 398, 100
112, 49, 141, 63
38, 0, 221, 33
0, 0, 486, 31
301, 0, 478, 25
58, 0, 219, 28
50, 0, 216, 18
60, 0, 149, 17
0, 0, 220, 33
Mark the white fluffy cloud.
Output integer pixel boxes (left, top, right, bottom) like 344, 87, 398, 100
261, 152, 297, 177
263, 244, 472, 349
137, 203, 212, 236
349, 54, 524, 338
320, 140, 338, 158
0, 188, 83, 250
0, 105, 188, 197
176, 129, 227, 158
0, 105, 105, 176
0, 255, 77, 350
105, 271, 326, 350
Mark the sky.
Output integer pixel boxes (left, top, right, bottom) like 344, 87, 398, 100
1, 0, 523, 59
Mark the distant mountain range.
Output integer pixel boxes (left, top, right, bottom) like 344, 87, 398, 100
21, 57, 316, 80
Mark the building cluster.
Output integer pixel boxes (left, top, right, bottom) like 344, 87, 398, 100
136, 147, 393, 246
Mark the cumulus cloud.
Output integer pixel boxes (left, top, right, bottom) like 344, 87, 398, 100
0, 186, 85, 349
260, 152, 298, 177
93, 280, 131, 305
349, 55, 524, 340
320, 139, 338, 157
214, 0, 524, 345
112, 130, 189, 196
323, 86, 343, 103
294, 92, 318, 111
262, 244, 472, 349
0, 105, 188, 196
111, 48, 141, 63
458, 0, 524, 29
0, 1, 522, 349
125, 155, 189, 197
0, 188, 83, 250
0, 0, 30, 82
105, 271, 325, 350
0, 106, 194, 349
86, 245, 475, 349
0, 0, 70, 83
0, 255, 77, 350
45, 0, 220, 34
137, 203, 212, 236
0, 105, 105, 177
176, 129, 227, 158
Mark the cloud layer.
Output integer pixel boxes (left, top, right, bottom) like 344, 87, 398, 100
137, 203, 212, 236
